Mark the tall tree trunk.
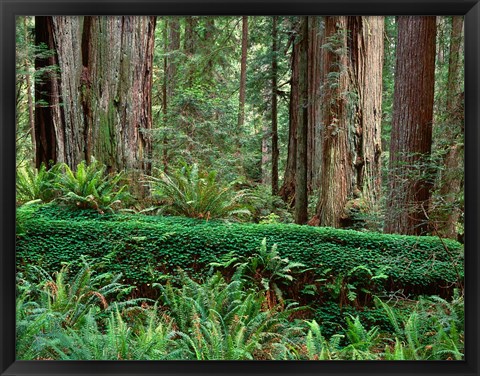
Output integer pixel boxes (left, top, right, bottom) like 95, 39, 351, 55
237, 16, 248, 138
182, 17, 198, 154
184, 16, 196, 55
315, 16, 384, 228
384, 16, 436, 235
434, 16, 464, 238
162, 20, 169, 172
34, 16, 64, 168
294, 17, 309, 224
271, 16, 279, 196
34, 16, 157, 174
261, 122, 271, 186
52, 16, 84, 168
23, 17, 36, 160
306, 16, 323, 194
161, 17, 180, 173
347, 16, 384, 211
81, 16, 156, 173
204, 18, 215, 77
315, 17, 351, 227
280, 17, 322, 206
279, 20, 300, 204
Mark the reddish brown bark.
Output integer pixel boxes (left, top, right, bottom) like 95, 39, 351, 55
315, 17, 351, 227
279, 20, 300, 205
280, 17, 322, 206
34, 16, 64, 168
271, 16, 279, 196
34, 16, 156, 174
384, 16, 437, 235
295, 17, 309, 224
238, 16, 248, 133
316, 16, 384, 228
162, 17, 180, 173
434, 16, 464, 239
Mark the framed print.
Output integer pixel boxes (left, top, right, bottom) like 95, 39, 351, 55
1, 0, 479, 375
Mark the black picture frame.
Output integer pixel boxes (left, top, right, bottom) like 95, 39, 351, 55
1, 1, 478, 375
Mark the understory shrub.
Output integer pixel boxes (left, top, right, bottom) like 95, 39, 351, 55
374, 295, 464, 360
210, 238, 306, 309
55, 160, 130, 213
17, 259, 464, 360
16, 160, 130, 213
16, 261, 145, 359
17, 261, 304, 360
17, 204, 463, 302
143, 163, 252, 220
16, 162, 62, 204
158, 270, 304, 360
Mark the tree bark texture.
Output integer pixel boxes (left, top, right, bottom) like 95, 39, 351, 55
271, 16, 279, 196
23, 17, 36, 159
306, 17, 323, 194
162, 17, 180, 172
315, 16, 384, 228
184, 17, 197, 56
35, 16, 64, 168
346, 16, 384, 210
295, 17, 310, 225
435, 16, 464, 238
34, 16, 157, 174
261, 122, 271, 186
280, 17, 322, 206
315, 16, 352, 227
238, 16, 248, 133
384, 16, 436, 235
279, 20, 300, 204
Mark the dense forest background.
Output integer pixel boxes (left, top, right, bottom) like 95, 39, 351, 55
15, 16, 466, 361
16, 15, 464, 239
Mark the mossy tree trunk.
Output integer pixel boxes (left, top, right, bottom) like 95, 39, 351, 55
23, 17, 36, 160
34, 16, 65, 168
294, 17, 310, 224
384, 16, 436, 235
280, 17, 322, 209
237, 16, 249, 166
433, 16, 464, 239
279, 19, 300, 205
184, 16, 196, 56
271, 16, 279, 196
34, 16, 156, 174
238, 16, 248, 131
161, 17, 180, 173
315, 16, 384, 228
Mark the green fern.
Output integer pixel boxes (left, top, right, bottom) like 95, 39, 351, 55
157, 269, 303, 360
341, 315, 380, 359
375, 295, 464, 360
16, 162, 61, 204
55, 159, 129, 213
25, 259, 137, 329
222, 238, 306, 309
144, 163, 252, 220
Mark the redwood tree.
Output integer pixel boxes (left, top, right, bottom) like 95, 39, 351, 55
271, 16, 279, 196
294, 17, 310, 224
34, 16, 157, 173
34, 16, 64, 168
279, 19, 300, 205
433, 16, 464, 238
384, 16, 437, 235
162, 17, 180, 172
315, 16, 384, 228
238, 16, 248, 138
280, 16, 322, 210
